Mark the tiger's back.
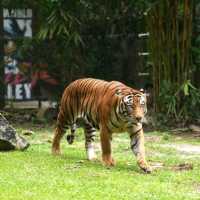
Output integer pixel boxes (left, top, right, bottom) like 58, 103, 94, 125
59, 78, 132, 129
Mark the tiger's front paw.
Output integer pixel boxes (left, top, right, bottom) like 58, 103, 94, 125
102, 154, 116, 167
138, 160, 152, 173
141, 165, 152, 173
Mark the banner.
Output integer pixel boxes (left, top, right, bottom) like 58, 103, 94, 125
3, 9, 32, 100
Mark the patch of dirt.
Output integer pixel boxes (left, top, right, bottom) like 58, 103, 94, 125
146, 135, 162, 143
174, 131, 200, 139
171, 163, 193, 171
150, 162, 193, 172
161, 144, 200, 155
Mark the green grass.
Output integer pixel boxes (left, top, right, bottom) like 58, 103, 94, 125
0, 124, 200, 200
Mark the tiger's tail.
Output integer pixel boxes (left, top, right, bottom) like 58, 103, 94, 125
52, 110, 68, 154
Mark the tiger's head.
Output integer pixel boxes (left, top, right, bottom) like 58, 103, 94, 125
116, 89, 147, 125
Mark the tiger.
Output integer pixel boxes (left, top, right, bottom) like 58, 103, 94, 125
52, 78, 152, 173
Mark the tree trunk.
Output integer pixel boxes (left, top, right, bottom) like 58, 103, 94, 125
147, 0, 194, 115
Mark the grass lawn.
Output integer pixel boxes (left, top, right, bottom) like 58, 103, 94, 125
0, 123, 200, 200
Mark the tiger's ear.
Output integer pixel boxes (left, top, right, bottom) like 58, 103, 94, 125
140, 88, 147, 98
115, 89, 122, 96
140, 88, 144, 93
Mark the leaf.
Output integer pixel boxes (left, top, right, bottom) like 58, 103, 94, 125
183, 83, 189, 96
188, 81, 197, 90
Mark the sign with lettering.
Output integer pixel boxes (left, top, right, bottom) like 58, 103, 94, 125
3, 8, 32, 100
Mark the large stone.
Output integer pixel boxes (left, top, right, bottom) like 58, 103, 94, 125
189, 124, 200, 133
0, 113, 29, 151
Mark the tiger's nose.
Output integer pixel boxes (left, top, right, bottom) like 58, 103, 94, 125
136, 117, 142, 122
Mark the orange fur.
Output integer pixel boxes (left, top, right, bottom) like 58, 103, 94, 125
52, 78, 152, 173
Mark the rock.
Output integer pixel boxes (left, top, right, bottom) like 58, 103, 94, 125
0, 113, 29, 151
189, 124, 200, 133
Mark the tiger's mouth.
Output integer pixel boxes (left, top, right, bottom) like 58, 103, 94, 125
134, 121, 143, 126
126, 116, 143, 126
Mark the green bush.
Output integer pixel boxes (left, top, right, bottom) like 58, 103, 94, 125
159, 80, 200, 122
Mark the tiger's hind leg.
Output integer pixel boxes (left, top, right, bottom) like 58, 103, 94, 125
84, 122, 97, 160
66, 123, 76, 144
52, 111, 67, 155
